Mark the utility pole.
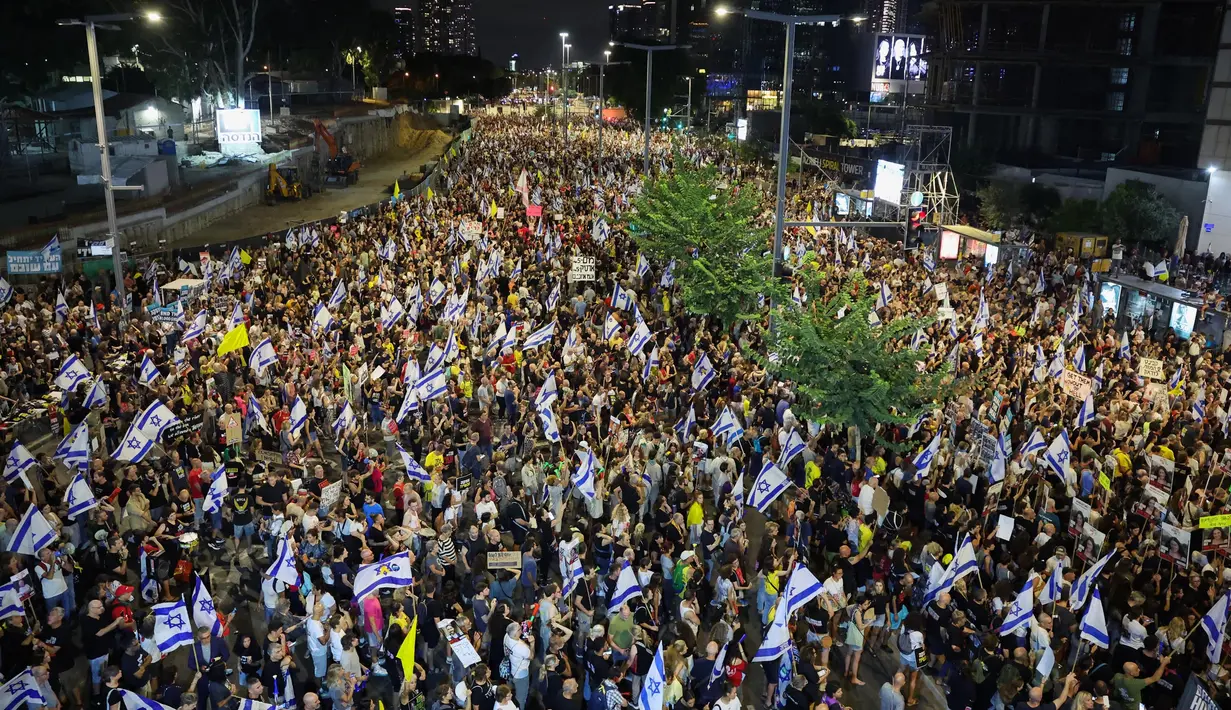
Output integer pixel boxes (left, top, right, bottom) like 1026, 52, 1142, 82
613, 42, 689, 174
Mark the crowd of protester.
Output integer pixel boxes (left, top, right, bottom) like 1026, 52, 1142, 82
2, 112, 1231, 710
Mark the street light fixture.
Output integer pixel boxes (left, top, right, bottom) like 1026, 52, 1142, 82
57, 11, 163, 318
612, 41, 690, 174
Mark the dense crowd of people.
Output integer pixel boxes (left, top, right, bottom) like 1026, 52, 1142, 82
2, 112, 1231, 710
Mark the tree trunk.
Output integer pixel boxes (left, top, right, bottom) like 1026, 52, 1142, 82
236, 42, 245, 108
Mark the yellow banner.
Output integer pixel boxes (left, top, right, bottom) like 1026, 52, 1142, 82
1099, 472, 1111, 490
217, 323, 249, 356
1200, 514, 1231, 529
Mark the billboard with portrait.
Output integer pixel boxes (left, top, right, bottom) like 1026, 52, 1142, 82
871, 34, 928, 103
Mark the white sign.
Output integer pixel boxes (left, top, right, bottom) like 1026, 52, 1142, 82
460, 220, 483, 241
496, 207, 506, 219
996, 514, 1015, 541
937, 307, 956, 321
320, 481, 344, 512
873, 159, 905, 206
1138, 357, 1164, 380
933, 283, 948, 301
216, 109, 262, 156
439, 619, 483, 667
1060, 370, 1092, 401
568, 256, 597, 283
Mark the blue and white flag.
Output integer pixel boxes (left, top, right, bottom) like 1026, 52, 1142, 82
1022, 428, 1047, 457
444, 330, 460, 363
998, 578, 1036, 636
911, 328, 928, 351
191, 574, 224, 636
661, 259, 676, 288
1194, 391, 1208, 421
608, 564, 643, 611
1047, 345, 1066, 380
501, 321, 518, 352
137, 353, 160, 387
876, 281, 893, 309
425, 343, 446, 372
54, 292, 68, 322
1072, 344, 1086, 372
1119, 331, 1131, 360
120, 689, 176, 710
66, 472, 99, 520
112, 424, 155, 463
381, 298, 407, 330
414, 368, 449, 403
3, 443, 37, 487
674, 405, 697, 442
397, 443, 431, 482
328, 281, 347, 310
0, 278, 11, 306
0, 581, 23, 621
289, 397, 308, 439
1070, 550, 1115, 612
523, 321, 556, 350
754, 596, 791, 661
6, 505, 56, 556
973, 290, 989, 332
611, 282, 634, 311
603, 313, 620, 341
0, 669, 45, 710
153, 600, 194, 654
1074, 395, 1096, 428
429, 278, 447, 305
784, 563, 823, 618
182, 310, 208, 342
1201, 590, 1231, 663
913, 430, 942, 479
637, 254, 651, 279
55, 354, 92, 392
1043, 430, 1072, 478
627, 320, 651, 357
203, 472, 228, 513
534, 373, 559, 410
249, 338, 278, 374
353, 551, 416, 601
746, 461, 790, 513
247, 395, 269, 434
55, 420, 90, 471
266, 538, 300, 587
378, 238, 397, 262
951, 533, 979, 583
1039, 561, 1065, 606
1169, 366, 1183, 392
539, 405, 561, 443
1079, 586, 1110, 649
82, 378, 109, 409
573, 447, 598, 499
711, 407, 745, 447
332, 401, 356, 438
1062, 314, 1079, 344
1034, 269, 1046, 295
691, 353, 716, 391
707, 642, 729, 689
637, 642, 666, 710
136, 399, 181, 442
545, 282, 561, 312
395, 388, 419, 425
642, 347, 661, 381
228, 302, 244, 330
1092, 362, 1104, 393
312, 304, 334, 332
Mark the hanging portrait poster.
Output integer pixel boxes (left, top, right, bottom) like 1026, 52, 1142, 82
1201, 524, 1231, 554
1075, 523, 1105, 563
1158, 522, 1191, 567
1069, 498, 1092, 538
1131, 486, 1169, 522
1147, 454, 1175, 495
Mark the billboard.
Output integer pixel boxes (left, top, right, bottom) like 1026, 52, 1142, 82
871, 34, 927, 103
873, 160, 905, 205
7, 249, 62, 275
216, 109, 262, 155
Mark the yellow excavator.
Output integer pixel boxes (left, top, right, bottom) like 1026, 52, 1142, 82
266, 163, 311, 204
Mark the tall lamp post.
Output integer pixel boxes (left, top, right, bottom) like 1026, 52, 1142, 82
612, 42, 689, 175
559, 32, 569, 130
714, 7, 862, 284
58, 11, 163, 318
598, 50, 631, 165
348, 46, 363, 100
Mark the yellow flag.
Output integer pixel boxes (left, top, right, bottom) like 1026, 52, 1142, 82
489, 201, 498, 219
217, 323, 249, 356
397, 615, 418, 680
426, 187, 434, 201
239, 249, 252, 265
393, 180, 401, 199
537, 170, 543, 182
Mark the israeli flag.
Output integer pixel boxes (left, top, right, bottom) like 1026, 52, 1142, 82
545, 282, 561, 312
6, 502, 56, 556
642, 347, 661, 381
1034, 269, 1046, 295
1030, 301, 1043, 326
1078, 587, 1109, 648
1047, 345, 1066, 380
1169, 366, 1184, 392
912, 430, 942, 479
414, 369, 449, 403
753, 596, 791, 661
1043, 430, 1072, 478
626, 321, 651, 357
182, 310, 208, 342
138, 353, 161, 387
637, 254, 651, 278
443, 330, 461, 363
501, 321, 518, 352
661, 259, 676, 288
1070, 551, 1115, 612
425, 343, 446, 372
565, 325, 580, 352
989, 433, 1008, 482
637, 643, 666, 710
66, 472, 99, 520
1194, 392, 1208, 421
1062, 314, 1079, 344
746, 461, 790, 513
691, 353, 716, 391
328, 281, 347, 310
1119, 331, 1131, 359
603, 313, 620, 341
203, 472, 228, 513
443, 292, 467, 322
1092, 362, 1105, 393
0, 669, 45, 710
1039, 561, 1065, 606
573, 447, 598, 499
611, 282, 634, 311
82, 378, 109, 409
608, 564, 643, 611
381, 298, 407, 330
395, 388, 419, 424
510, 259, 523, 279
539, 406, 562, 443
248, 395, 270, 434
153, 600, 194, 654
1074, 395, 1097, 428
228, 302, 245, 330
0, 581, 22, 621
397, 443, 431, 482
55, 420, 91, 471
312, 303, 334, 332
112, 424, 155, 463
55, 354, 92, 392
951, 533, 979, 582
562, 557, 585, 599
3, 442, 37, 486
784, 563, 823, 618
1022, 428, 1047, 457
523, 321, 557, 350
289, 397, 308, 439
136, 399, 181, 442
191, 574, 223, 636
54, 291, 68, 322
266, 538, 300, 587
1201, 590, 1231, 663
332, 401, 356, 438
710, 407, 740, 445
1072, 344, 1086, 372
972, 291, 990, 332
875, 281, 893, 309
429, 278, 447, 305
998, 579, 1036, 636
674, 405, 697, 442
910, 328, 928, 351
353, 551, 416, 601
923, 557, 957, 605
534, 373, 559, 410
249, 338, 278, 374
401, 354, 421, 387
921, 252, 935, 272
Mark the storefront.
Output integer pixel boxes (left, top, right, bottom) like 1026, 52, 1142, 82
1096, 274, 1206, 341
937, 225, 1032, 269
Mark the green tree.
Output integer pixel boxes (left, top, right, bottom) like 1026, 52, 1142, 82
752, 270, 950, 447
628, 158, 788, 328
1018, 183, 1061, 229
797, 98, 857, 139
976, 182, 1020, 230
1101, 180, 1182, 246
1046, 198, 1103, 234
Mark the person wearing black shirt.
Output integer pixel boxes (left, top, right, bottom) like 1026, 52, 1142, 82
468, 666, 497, 710
256, 471, 290, 517
231, 482, 256, 545
36, 607, 76, 694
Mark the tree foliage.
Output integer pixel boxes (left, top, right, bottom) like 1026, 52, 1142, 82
1101, 180, 1182, 246
628, 158, 788, 328
797, 98, 857, 139
1046, 198, 1103, 234
975, 182, 1019, 230
753, 270, 950, 447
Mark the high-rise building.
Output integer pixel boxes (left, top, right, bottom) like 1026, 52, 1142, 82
417, 0, 478, 56
609, 0, 677, 44
393, 7, 415, 61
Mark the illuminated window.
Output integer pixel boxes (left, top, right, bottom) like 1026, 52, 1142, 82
1106, 91, 1125, 111
1120, 12, 1136, 32
1110, 68, 1128, 85
1118, 38, 1133, 56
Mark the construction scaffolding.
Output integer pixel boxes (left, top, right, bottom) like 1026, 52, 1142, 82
902, 125, 960, 226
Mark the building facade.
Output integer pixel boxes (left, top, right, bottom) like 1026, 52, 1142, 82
393, 6, 415, 61
417, 0, 478, 57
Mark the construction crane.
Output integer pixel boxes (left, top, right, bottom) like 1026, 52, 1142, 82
313, 120, 361, 187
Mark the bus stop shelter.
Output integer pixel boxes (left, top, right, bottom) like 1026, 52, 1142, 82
1096, 273, 1207, 342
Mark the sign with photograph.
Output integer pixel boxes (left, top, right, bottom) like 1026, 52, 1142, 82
870, 33, 928, 103
1158, 521, 1191, 567
1076, 523, 1105, 562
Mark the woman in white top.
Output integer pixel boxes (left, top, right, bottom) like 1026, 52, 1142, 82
713, 683, 741, 710
503, 623, 533, 710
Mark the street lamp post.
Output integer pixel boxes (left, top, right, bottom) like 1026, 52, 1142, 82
612, 42, 689, 175
559, 32, 569, 132
59, 11, 162, 318
599, 50, 610, 163
564, 43, 572, 144
685, 76, 693, 128
351, 46, 363, 100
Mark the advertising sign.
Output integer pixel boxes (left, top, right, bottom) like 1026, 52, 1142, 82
7, 249, 62, 275
216, 109, 262, 155
800, 150, 874, 184
871, 34, 928, 103
874, 160, 905, 205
